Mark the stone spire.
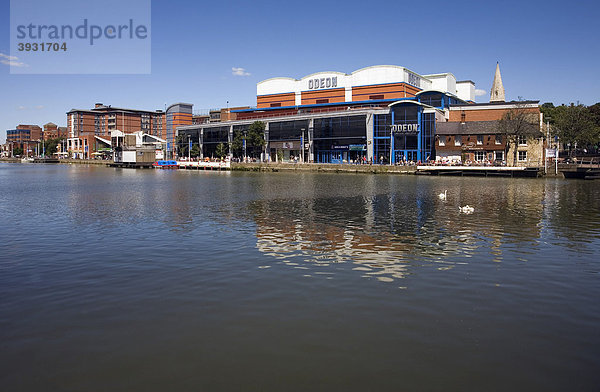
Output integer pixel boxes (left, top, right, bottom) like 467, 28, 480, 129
490, 62, 505, 102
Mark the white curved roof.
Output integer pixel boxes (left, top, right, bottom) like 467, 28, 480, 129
256, 65, 473, 100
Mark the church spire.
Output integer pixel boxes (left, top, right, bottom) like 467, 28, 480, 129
490, 62, 505, 102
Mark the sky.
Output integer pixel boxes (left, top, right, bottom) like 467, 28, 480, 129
1, 0, 599, 143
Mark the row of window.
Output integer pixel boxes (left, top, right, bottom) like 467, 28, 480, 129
439, 135, 529, 147
469, 151, 526, 161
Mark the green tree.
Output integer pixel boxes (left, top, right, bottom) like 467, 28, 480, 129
247, 121, 266, 158
43, 138, 65, 156
12, 146, 23, 156
190, 144, 201, 158
552, 104, 600, 149
496, 102, 542, 165
176, 134, 188, 157
215, 142, 227, 159
231, 130, 244, 158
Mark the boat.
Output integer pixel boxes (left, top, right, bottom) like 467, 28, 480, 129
21, 157, 34, 163
153, 160, 179, 169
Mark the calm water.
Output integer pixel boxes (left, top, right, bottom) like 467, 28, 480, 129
1, 163, 599, 391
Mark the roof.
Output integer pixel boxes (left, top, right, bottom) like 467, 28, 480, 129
436, 121, 500, 135
449, 100, 539, 108
67, 106, 165, 114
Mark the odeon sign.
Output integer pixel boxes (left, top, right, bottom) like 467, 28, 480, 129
308, 77, 338, 90
390, 124, 419, 133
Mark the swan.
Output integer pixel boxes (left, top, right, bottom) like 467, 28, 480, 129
438, 190, 447, 200
459, 205, 475, 214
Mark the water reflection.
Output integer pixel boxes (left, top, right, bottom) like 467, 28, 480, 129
53, 166, 600, 283
246, 176, 577, 282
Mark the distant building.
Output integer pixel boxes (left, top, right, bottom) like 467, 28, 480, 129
66, 103, 167, 159
43, 122, 67, 140
111, 130, 166, 165
4, 124, 43, 157
435, 64, 543, 166
7, 124, 42, 143
177, 65, 474, 163
490, 62, 506, 103
193, 114, 210, 125
166, 103, 193, 158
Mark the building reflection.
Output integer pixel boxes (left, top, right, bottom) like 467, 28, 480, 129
248, 177, 549, 283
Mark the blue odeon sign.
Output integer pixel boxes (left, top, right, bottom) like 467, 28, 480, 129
308, 77, 338, 90
390, 124, 419, 133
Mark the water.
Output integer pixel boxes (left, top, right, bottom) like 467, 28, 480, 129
1, 163, 599, 391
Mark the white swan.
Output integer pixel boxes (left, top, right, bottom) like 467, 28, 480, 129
459, 205, 475, 214
438, 190, 447, 200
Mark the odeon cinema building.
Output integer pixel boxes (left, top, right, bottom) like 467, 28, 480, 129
178, 65, 477, 164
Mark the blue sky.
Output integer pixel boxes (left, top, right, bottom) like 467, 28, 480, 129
1, 0, 599, 143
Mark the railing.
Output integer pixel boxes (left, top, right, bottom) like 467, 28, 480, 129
237, 104, 386, 120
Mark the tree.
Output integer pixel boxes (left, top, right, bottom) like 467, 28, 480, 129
231, 130, 244, 157
190, 144, 201, 158
215, 142, 227, 159
43, 138, 65, 156
12, 146, 23, 156
247, 121, 266, 158
176, 134, 189, 157
496, 103, 541, 165
552, 104, 600, 150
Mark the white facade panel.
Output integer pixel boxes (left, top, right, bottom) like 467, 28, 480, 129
426, 73, 456, 94
350, 65, 406, 86
123, 150, 137, 163
456, 81, 475, 102
257, 78, 298, 96
257, 65, 474, 101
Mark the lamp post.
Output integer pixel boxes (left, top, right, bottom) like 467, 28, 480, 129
389, 127, 394, 165
243, 130, 247, 162
301, 128, 305, 163
188, 135, 191, 161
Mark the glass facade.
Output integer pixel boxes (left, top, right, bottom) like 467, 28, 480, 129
392, 104, 420, 163
313, 116, 366, 163
421, 113, 435, 161
372, 102, 436, 164
268, 120, 308, 141
202, 126, 229, 158
419, 92, 443, 108
173, 90, 467, 164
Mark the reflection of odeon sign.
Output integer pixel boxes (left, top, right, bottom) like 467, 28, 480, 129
390, 124, 419, 133
308, 77, 338, 90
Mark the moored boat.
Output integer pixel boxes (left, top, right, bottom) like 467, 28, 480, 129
153, 160, 179, 169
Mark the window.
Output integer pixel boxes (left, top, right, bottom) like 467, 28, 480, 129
518, 135, 527, 145
438, 137, 445, 146
495, 135, 502, 144
460, 112, 466, 123
495, 151, 504, 161
475, 151, 485, 161
518, 151, 527, 161
316, 99, 329, 104
369, 94, 384, 100
270, 103, 281, 108
477, 135, 483, 145
454, 136, 462, 146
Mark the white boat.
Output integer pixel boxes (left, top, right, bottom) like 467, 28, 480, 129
21, 157, 34, 163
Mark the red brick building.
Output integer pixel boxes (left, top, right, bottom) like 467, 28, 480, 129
43, 122, 67, 140
66, 103, 166, 159
436, 101, 543, 166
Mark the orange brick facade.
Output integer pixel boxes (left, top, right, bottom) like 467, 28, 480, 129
257, 93, 296, 108
257, 82, 423, 108
448, 107, 539, 122
352, 82, 420, 101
